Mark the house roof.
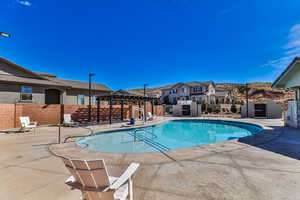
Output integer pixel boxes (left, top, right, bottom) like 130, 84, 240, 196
185, 81, 214, 87
112, 90, 142, 96
0, 74, 65, 87
0, 57, 112, 91
214, 91, 228, 97
162, 81, 214, 90
272, 57, 300, 89
45, 77, 112, 91
0, 57, 47, 80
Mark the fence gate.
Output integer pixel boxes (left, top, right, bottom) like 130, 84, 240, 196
254, 104, 266, 118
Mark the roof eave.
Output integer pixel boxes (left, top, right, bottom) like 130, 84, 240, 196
0, 57, 49, 80
272, 57, 300, 89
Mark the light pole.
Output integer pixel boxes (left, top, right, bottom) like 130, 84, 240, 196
245, 83, 249, 118
0, 32, 11, 38
143, 84, 149, 122
88, 73, 96, 122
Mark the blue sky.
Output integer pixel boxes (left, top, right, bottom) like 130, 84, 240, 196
1, 0, 300, 90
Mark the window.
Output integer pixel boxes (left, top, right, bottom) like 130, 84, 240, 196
193, 87, 202, 93
92, 95, 97, 105
181, 88, 187, 93
20, 86, 33, 101
77, 95, 85, 105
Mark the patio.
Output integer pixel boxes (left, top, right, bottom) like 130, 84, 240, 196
1, 117, 300, 200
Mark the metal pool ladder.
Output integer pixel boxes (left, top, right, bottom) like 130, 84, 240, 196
127, 130, 170, 152
133, 128, 157, 139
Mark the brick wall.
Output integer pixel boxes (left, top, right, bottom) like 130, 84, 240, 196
0, 104, 15, 130
0, 104, 165, 130
63, 105, 130, 122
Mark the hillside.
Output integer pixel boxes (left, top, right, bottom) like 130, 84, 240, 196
128, 82, 294, 104
223, 83, 293, 105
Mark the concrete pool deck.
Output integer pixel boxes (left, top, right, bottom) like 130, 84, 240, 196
1, 117, 300, 199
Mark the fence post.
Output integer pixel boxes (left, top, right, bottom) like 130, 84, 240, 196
60, 104, 64, 124
58, 124, 61, 144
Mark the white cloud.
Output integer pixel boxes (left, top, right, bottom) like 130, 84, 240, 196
18, 0, 32, 7
264, 23, 300, 68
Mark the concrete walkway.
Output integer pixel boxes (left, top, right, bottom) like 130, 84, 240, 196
1, 118, 300, 199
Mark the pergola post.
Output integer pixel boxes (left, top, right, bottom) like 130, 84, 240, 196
97, 98, 100, 123
96, 94, 159, 124
151, 99, 154, 115
109, 96, 112, 124
144, 99, 147, 122
121, 100, 124, 121
138, 101, 141, 119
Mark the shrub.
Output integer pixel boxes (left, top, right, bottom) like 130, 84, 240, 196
201, 102, 207, 113
207, 107, 212, 113
230, 104, 237, 113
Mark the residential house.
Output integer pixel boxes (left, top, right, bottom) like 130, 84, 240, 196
0, 57, 112, 105
161, 81, 216, 104
213, 88, 234, 104
272, 57, 300, 128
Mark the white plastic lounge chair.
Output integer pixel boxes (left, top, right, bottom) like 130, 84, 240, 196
147, 112, 157, 121
63, 114, 78, 126
19, 116, 37, 133
61, 157, 140, 200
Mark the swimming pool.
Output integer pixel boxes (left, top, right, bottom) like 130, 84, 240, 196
77, 120, 263, 154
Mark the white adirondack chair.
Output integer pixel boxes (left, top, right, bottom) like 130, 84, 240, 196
62, 157, 140, 200
19, 116, 37, 133
63, 114, 78, 126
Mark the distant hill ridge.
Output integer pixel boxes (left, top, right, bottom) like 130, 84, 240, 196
127, 81, 293, 103
128, 82, 273, 93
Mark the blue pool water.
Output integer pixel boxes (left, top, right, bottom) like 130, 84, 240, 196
77, 120, 262, 154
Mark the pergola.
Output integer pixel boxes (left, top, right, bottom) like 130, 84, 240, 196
96, 93, 159, 124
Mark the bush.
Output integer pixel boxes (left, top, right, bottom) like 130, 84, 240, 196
201, 103, 207, 113
207, 107, 212, 113
230, 104, 237, 113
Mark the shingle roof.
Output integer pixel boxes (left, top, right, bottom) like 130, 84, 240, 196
0, 74, 65, 86
163, 81, 214, 90
214, 91, 228, 97
0, 57, 112, 91
113, 90, 142, 96
45, 77, 112, 91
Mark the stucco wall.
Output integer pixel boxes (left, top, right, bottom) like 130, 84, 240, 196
172, 101, 201, 117
241, 100, 282, 119
241, 102, 255, 118
0, 83, 45, 104
266, 100, 282, 119
0, 82, 111, 105
65, 89, 110, 105
285, 101, 298, 128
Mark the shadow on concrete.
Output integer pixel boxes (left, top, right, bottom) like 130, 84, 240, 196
238, 125, 300, 161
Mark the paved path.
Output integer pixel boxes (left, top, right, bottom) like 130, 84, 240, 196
1, 118, 300, 200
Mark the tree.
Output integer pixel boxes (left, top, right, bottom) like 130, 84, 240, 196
163, 96, 170, 105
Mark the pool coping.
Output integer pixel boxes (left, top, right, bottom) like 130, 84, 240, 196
49, 117, 280, 165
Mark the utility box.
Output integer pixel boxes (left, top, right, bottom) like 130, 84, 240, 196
172, 100, 201, 117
